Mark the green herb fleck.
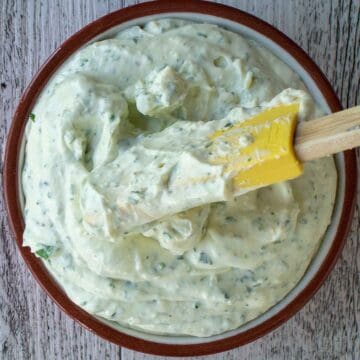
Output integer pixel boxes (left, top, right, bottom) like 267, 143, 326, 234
199, 252, 213, 265
29, 113, 36, 122
157, 262, 166, 271
128, 189, 146, 204
253, 217, 265, 231
223, 292, 230, 299
35, 245, 56, 260
284, 219, 290, 227
80, 58, 89, 67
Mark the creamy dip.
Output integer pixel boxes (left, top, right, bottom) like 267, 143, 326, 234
22, 19, 337, 336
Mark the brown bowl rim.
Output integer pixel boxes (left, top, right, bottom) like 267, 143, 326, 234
3, 0, 358, 357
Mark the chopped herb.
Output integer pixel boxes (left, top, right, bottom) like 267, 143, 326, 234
110, 114, 116, 121
253, 217, 265, 231
205, 142, 213, 148
213, 56, 227, 68
128, 189, 146, 204
156, 262, 166, 271
35, 245, 56, 260
124, 280, 136, 289
176, 255, 184, 260
80, 58, 89, 67
197, 32, 207, 38
194, 302, 200, 309
225, 216, 236, 223
131, 190, 145, 195
199, 252, 213, 265
29, 113, 36, 122
224, 122, 232, 128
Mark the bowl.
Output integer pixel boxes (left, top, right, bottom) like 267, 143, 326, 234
3, 0, 357, 356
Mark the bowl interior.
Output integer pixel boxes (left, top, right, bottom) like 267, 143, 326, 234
17, 12, 345, 345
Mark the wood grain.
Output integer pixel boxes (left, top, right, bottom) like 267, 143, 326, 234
0, 1, 359, 359
295, 106, 360, 161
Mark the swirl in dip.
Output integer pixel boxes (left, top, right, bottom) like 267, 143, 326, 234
22, 19, 337, 336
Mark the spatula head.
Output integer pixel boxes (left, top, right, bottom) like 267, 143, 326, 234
209, 103, 303, 192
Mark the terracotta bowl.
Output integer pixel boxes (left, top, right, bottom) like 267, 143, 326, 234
3, 0, 357, 356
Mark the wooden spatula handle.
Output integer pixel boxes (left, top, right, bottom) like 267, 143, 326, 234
294, 106, 360, 162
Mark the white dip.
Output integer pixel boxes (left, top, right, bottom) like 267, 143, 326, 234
22, 19, 337, 336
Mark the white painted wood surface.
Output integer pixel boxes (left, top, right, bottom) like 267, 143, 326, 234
0, 1, 359, 359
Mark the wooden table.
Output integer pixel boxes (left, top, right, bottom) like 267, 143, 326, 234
1, 1, 359, 359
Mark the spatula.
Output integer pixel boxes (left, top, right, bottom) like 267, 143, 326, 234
209, 103, 360, 193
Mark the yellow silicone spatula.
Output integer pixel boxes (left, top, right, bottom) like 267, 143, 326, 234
209, 103, 360, 193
